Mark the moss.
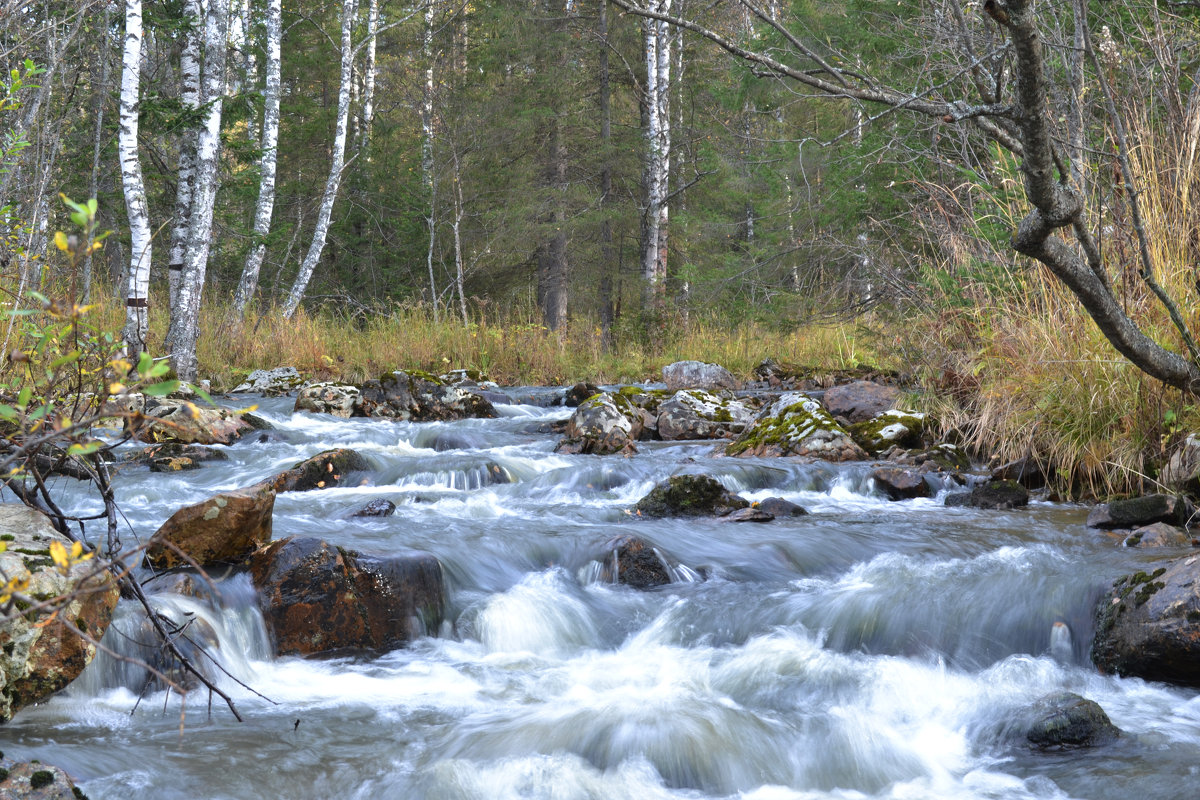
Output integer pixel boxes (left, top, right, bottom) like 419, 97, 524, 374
30, 770, 54, 789
74, 787, 90, 799
0, 534, 13, 541
728, 400, 842, 456
0, 767, 8, 782
395, 368, 444, 385
13, 547, 51, 556
1135, 580, 1166, 606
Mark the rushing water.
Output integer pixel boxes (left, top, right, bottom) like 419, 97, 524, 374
4, 391, 1200, 800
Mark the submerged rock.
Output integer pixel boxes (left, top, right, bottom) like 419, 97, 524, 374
359, 369, 496, 421
350, 499, 397, 518
1022, 691, 1121, 749
145, 482, 275, 570
661, 360, 740, 392
633, 474, 749, 517
755, 497, 808, 517
0, 505, 120, 723
250, 537, 445, 656
231, 366, 304, 396
295, 381, 362, 418
0, 755, 85, 798
821, 380, 901, 424
1087, 493, 1193, 530
269, 448, 371, 492
944, 479, 1028, 510
657, 389, 754, 441
1091, 555, 1200, 686
725, 507, 775, 523
726, 393, 866, 461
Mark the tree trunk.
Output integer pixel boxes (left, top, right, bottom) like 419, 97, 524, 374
233, 0, 282, 317
119, 0, 153, 358
281, 0, 356, 319
357, 0, 379, 156
167, 0, 203, 309
640, 0, 671, 312
167, 0, 230, 380
598, 0, 615, 352
536, 1, 569, 332
451, 148, 468, 326
421, 0, 439, 322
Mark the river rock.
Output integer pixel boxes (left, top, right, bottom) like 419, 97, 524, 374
755, 497, 808, 517
556, 392, 641, 455
249, 537, 445, 656
1160, 433, 1200, 496
1091, 555, 1200, 685
124, 442, 228, 473
872, 467, 930, 500
231, 367, 304, 396
269, 448, 371, 492
945, 479, 1028, 510
351, 499, 397, 518
657, 389, 754, 441
563, 382, 601, 407
295, 381, 362, 418
849, 409, 929, 455
133, 399, 257, 446
145, 482, 275, 570
753, 358, 804, 387
1022, 691, 1121, 749
1123, 522, 1193, 548
821, 380, 901, 424
633, 475, 749, 517
726, 393, 867, 461
0, 755, 84, 799
599, 535, 672, 589
0, 504, 120, 723
1086, 493, 1193, 530
359, 369, 496, 421
725, 507, 774, 523
662, 360, 740, 392
990, 456, 1047, 490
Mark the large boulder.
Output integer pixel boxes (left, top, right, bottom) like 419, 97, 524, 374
1091, 555, 1200, 685
726, 393, 867, 461
848, 409, 929, 455
359, 369, 496, 421
657, 389, 755, 441
231, 367, 304, 396
597, 535, 673, 589
821, 380, 902, 424
1021, 691, 1121, 749
633, 474, 749, 517
872, 467, 930, 500
944, 479, 1029, 510
133, 399, 256, 445
249, 537, 445, 656
555, 392, 642, 455
268, 448, 371, 493
295, 381, 362, 418
661, 360, 740, 392
145, 482, 275, 570
1086, 493, 1192, 530
1123, 522, 1193, 548
0, 505, 120, 723
0, 755, 84, 799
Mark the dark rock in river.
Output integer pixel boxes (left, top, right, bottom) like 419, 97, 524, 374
599, 535, 673, 589
269, 448, 371, 492
250, 536, 445, 656
1086, 493, 1193, 530
944, 479, 1028, 510
821, 380, 901, 424
351, 499, 397, 518
0, 505, 121, 723
1123, 522, 1193, 548
124, 442, 228, 473
662, 360, 740, 392
1022, 691, 1121, 749
1091, 554, 1200, 686
145, 482, 275, 570
0, 754, 85, 799
563, 381, 601, 407
725, 507, 774, 523
359, 369, 496, 421
990, 456, 1047, 490
872, 467, 930, 500
755, 496, 808, 517
633, 474, 749, 517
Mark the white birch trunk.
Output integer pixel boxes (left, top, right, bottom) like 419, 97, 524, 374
167, 0, 229, 380
452, 148, 467, 326
233, 0, 282, 317
421, 0, 439, 321
120, 0, 153, 358
281, 0, 355, 319
641, 0, 671, 301
167, 0, 203, 307
358, 0, 379, 155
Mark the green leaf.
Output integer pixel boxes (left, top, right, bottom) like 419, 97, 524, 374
16, 387, 31, 408
0, 404, 16, 420
193, 386, 216, 406
142, 380, 180, 397
27, 290, 49, 306
87, 198, 98, 215
49, 349, 81, 370
66, 441, 103, 456
69, 211, 87, 228
146, 360, 171, 378
136, 351, 153, 376
27, 404, 48, 422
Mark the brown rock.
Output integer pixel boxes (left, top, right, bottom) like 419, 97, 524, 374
133, 400, 256, 445
249, 537, 445, 656
821, 381, 901, 424
0, 505, 120, 723
598, 535, 672, 589
1123, 522, 1193, 548
725, 507, 775, 522
269, 448, 371, 492
756, 497, 808, 517
145, 482, 275, 570
872, 467, 930, 500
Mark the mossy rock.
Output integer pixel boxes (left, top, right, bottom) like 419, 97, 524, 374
848, 409, 929, 454
727, 394, 866, 461
1022, 691, 1121, 749
633, 475, 749, 517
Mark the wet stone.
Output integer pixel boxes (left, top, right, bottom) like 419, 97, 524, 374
351, 499, 397, 518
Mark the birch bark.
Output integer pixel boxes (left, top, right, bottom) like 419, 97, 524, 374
167, 0, 229, 380
167, 0, 203, 308
640, 0, 671, 308
281, 0, 355, 319
421, 0, 439, 321
233, 0, 282, 316
119, 0, 153, 357
358, 0, 379, 155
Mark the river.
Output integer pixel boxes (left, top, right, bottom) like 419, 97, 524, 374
3, 390, 1200, 799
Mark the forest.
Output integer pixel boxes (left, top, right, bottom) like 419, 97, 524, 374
1, 0, 1200, 493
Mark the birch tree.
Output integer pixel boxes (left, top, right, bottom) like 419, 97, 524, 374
166, 0, 203, 308
167, 0, 229, 381
119, 0, 152, 357
421, 0, 440, 321
281, 0, 355, 319
356, 0, 379, 156
233, 0, 282, 317
640, 0, 672, 310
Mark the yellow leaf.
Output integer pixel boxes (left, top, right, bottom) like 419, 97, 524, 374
108, 382, 125, 395
49, 539, 68, 569
54, 231, 69, 251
